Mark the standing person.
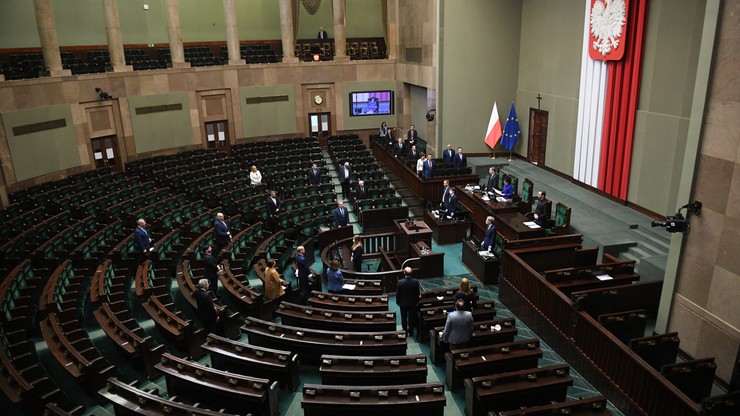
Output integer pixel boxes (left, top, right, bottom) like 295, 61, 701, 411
408, 145, 420, 160
354, 180, 369, 201
134, 219, 154, 264
454, 278, 477, 311
263, 259, 287, 301
213, 213, 231, 254
533, 190, 551, 227
416, 153, 426, 176
442, 144, 455, 164
194, 279, 220, 334
407, 124, 418, 147
453, 147, 467, 169
440, 180, 451, 210
307, 162, 321, 185
202, 245, 221, 292
485, 167, 500, 192
249, 165, 262, 185
333, 201, 349, 227
422, 156, 435, 179
502, 177, 515, 200
443, 187, 458, 219
396, 267, 420, 336
326, 259, 344, 294
443, 299, 474, 349
379, 121, 389, 138
351, 235, 364, 272
295, 246, 311, 304
393, 137, 406, 158
318, 26, 328, 40
481, 216, 496, 252
266, 190, 281, 232
339, 162, 352, 197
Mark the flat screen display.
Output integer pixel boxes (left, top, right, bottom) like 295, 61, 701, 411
349, 91, 394, 116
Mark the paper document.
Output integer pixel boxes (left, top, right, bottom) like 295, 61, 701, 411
523, 221, 541, 229
342, 284, 357, 290
481, 195, 490, 201
496, 196, 507, 203
494, 189, 504, 196
595, 274, 613, 281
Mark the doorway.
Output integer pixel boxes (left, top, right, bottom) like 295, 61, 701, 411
205, 121, 230, 152
528, 109, 549, 165
91, 136, 121, 171
308, 112, 331, 137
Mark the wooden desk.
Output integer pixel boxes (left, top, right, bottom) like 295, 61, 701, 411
411, 241, 444, 277
461, 240, 500, 285
423, 210, 471, 244
456, 187, 519, 240
394, 219, 433, 247
494, 212, 546, 241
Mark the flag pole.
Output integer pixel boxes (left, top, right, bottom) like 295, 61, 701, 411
508, 150, 513, 161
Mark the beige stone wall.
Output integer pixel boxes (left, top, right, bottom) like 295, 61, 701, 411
669, 0, 740, 384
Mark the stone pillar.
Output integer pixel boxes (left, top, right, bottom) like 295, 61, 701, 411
332, 0, 348, 60
386, 0, 399, 60
102, 0, 132, 72
223, 0, 245, 65
278, 0, 298, 63
32, 0, 70, 76
164, 0, 189, 68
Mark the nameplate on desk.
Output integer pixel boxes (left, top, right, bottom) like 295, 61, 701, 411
342, 284, 356, 290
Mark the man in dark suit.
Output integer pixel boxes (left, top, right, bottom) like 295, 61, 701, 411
396, 267, 420, 336
194, 279, 220, 334
442, 144, 455, 164
318, 26, 328, 40
485, 167, 500, 192
295, 246, 311, 304
407, 125, 418, 147
453, 147, 467, 169
422, 157, 435, 179
307, 162, 321, 185
202, 245, 220, 291
443, 187, 458, 219
213, 213, 231, 255
339, 162, 352, 196
333, 201, 349, 227
266, 190, 281, 232
407, 145, 420, 160
533, 190, 552, 227
393, 137, 406, 158
354, 180, 369, 201
481, 216, 496, 252
134, 218, 153, 263
440, 180, 451, 209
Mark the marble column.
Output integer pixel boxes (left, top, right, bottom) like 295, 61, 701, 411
386, 0, 398, 60
32, 0, 70, 76
102, 0, 132, 72
223, 0, 245, 65
164, 0, 189, 68
332, 0, 348, 60
278, 0, 298, 63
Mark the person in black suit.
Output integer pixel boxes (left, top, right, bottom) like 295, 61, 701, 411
442, 144, 455, 164
339, 162, 352, 196
443, 187, 459, 219
453, 147, 467, 169
194, 279, 220, 334
407, 125, 418, 147
333, 201, 349, 227
134, 218, 153, 264
354, 180, 369, 201
440, 180, 451, 210
422, 157, 435, 179
202, 245, 220, 291
213, 213, 231, 254
295, 246, 311, 304
393, 137, 406, 158
533, 190, 552, 227
481, 216, 496, 252
266, 190, 281, 232
318, 26, 328, 40
485, 167, 500, 192
407, 145, 420, 160
307, 162, 321, 185
396, 267, 420, 336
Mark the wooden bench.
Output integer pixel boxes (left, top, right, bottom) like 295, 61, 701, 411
661, 358, 716, 402
319, 354, 428, 385
445, 339, 543, 390
464, 364, 573, 416
275, 301, 397, 332
341, 278, 384, 295
308, 291, 389, 311
544, 263, 640, 296
99, 377, 240, 416
496, 395, 611, 415
700, 390, 740, 416
201, 333, 300, 392
597, 309, 648, 344
301, 382, 446, 416
571, 280, 663, 318
629, 332, 680, 371
417, 286, 479, 309
429, 317, 517, 365
416, 300, 496, 343
242, 317, 407, 364
218, 260, 263, 317
156, 352, 279, 416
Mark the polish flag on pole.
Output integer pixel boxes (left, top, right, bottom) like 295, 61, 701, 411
484, 101, 502, 149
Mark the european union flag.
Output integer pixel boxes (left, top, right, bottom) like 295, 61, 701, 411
500, 103, 521, 151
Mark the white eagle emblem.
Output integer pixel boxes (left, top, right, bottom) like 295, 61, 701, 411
590, 0, 627, 56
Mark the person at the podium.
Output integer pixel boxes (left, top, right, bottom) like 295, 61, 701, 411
502, 177, 515, 200
481, 216, 496, 252
485, 167, 500, 192
441, 187, 458, 219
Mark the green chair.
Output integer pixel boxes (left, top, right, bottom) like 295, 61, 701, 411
550, 202, 572, 235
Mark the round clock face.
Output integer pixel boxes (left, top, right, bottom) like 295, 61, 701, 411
314, 95, 323, 105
